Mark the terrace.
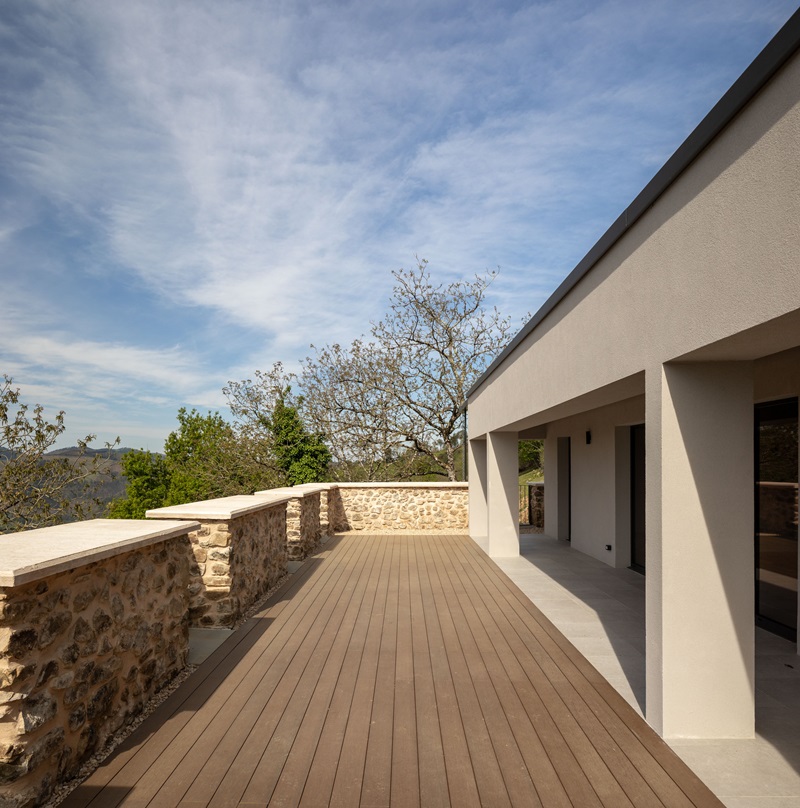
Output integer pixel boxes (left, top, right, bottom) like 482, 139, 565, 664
5, 482, 793, 808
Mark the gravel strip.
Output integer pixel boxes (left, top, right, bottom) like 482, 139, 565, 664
44, 566, 295, 807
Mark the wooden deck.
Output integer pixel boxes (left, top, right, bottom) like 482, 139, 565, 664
61, 534, 723, 808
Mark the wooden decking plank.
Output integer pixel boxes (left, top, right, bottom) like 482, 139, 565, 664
405, 538, 449, 808
453, 536, 711, 808
199, 534, 374, 808
424, 536, 544, 808
328, 536, 396, 808
389, 535, 420, 808
440, 544, 606, 808
455, 536, 722, 807
427, 536, 573, 808
359, 537, 401, 807
449, 536, 661, 807
442, 536, 647, 807
58, 533, 725, 808
417, 538, 513, 808
471, 545, 725, 808
87, 535, 364, 808
248, 536, 385, 807
411, 536, 482, 808
62, 544, 340, 808
59, 550, 333, 808
297, 537, 390, 808
141, 535, 369, 808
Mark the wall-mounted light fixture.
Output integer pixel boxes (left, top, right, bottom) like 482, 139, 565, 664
585, 430, 592, 445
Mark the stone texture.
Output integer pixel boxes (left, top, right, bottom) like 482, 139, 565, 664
330, 484, 468, 532
0, 536, 190, 806
286, 493, 321, 561
186, 503, 288, 628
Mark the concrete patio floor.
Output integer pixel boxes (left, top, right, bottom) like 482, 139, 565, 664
480, 533, 800, 808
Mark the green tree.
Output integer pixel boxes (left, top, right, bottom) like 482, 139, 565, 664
107, 451, 170, 519
162, 408, 237, 505
225, 367, 331, 486
268, 393, 331, 485
0, 375, 117, 532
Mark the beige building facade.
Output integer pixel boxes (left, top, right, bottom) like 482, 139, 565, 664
467, 11, 800, 741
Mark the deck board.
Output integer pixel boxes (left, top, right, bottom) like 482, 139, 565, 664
62, 534, 724, 808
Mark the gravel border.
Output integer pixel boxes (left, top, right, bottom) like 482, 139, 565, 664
43, 567, 294, 807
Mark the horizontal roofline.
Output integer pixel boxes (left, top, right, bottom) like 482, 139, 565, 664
466, 7, 800, 403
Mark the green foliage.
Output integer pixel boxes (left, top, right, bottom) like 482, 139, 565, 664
162, 408, 236, 505
518, 440, 543, 473
0, 375, 118, 532
110, 395, 331, 514
107, 451, 170, 519
267, 393, 331, 486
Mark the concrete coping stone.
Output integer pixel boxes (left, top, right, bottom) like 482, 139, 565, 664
147, 494, 291, 521
333, 482, 469, 489
255, 484, 334, 498
0, 518, 200, 587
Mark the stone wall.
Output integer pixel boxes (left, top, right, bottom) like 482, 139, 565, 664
181, 505, 288, 628
286, 493, 322, 561
0, 537, 190, 808
324, 487, 349, 533
331, 484, 468, 532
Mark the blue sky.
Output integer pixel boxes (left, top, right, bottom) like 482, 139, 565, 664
1, 0, 797, 450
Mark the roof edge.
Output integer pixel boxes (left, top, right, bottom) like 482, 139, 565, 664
466, 7, 800, 402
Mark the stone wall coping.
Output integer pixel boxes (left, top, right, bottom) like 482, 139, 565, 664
0, 518, 200, 587
147, 494, 291, 521
333, 482, 469, 489
290, 483, 333, 494
254, 485, 330, 498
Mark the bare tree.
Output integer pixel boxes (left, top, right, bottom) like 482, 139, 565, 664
301, 340, 416, 481
0, 375, 118, 533
301, 259, 515, 481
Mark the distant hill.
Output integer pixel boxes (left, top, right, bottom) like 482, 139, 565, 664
45, 446, 143, 460
0, 445, 138, 518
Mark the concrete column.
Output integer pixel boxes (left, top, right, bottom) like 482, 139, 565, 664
646, 361, 754, 738
468, 438, 488, 540
487, 431, 520, 557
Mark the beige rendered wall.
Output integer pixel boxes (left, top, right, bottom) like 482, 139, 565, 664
543, 397, 645, 568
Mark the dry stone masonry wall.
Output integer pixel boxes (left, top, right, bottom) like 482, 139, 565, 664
285, 494, 322, 561
0, 538, 190, 808
187, 505, 288, 628
333, 484, 468, 532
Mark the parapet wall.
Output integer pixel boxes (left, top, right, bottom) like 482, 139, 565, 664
147, 496, 289, 628
0, 520, 194, 808
331, 483, 469, 532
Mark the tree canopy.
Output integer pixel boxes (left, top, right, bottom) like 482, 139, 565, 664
298, 259, 514, 481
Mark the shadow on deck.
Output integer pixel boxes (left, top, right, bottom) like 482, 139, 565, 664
60, 534, 722, 808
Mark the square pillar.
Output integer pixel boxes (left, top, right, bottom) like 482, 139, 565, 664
487, 431, 520, 557
468, 438, 488, 540
646, 362, 754, 738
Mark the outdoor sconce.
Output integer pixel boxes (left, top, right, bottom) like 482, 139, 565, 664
585, 430, 592, 445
